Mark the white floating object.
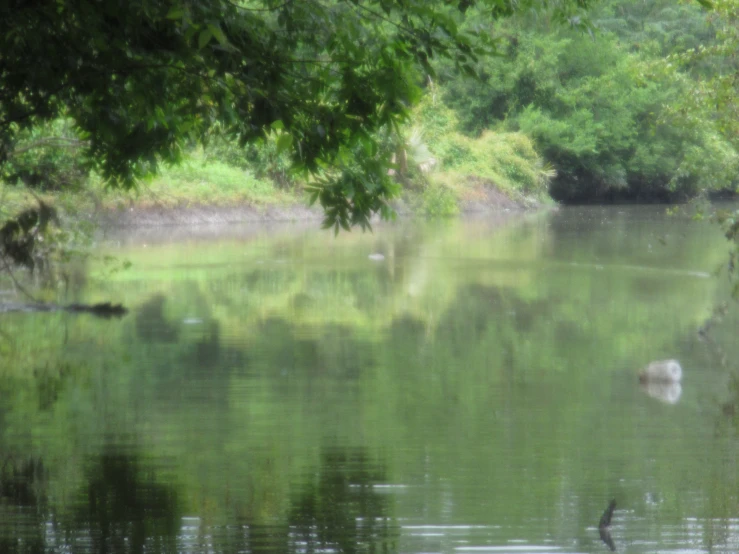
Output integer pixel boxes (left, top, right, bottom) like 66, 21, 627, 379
639, 359, 682, 383
183, 318, 203, 325
368, 253, 385, 261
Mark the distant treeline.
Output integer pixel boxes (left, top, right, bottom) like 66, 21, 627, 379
437, 0, 738, 203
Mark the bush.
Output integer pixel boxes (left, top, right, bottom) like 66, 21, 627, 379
204, 131, 295, 189
151, 156, 283, 205
421, 183, 459, 217
429, 129, 551, 197
2, 119, 89, 192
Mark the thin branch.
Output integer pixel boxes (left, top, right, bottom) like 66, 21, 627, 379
8, 137, 89, 158
350, 2, 417, 36
0, 253, 37, 303
224, 0, 296, 12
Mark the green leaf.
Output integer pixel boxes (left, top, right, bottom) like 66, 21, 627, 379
207, 23, 228, 46
275, 133, 293, 155
198, 29, 213, 49
166, 7, 184, 19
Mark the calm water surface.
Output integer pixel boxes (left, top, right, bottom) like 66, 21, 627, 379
2, 205, 739, 553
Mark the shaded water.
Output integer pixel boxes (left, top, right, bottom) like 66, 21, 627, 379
2, 205, 739, 553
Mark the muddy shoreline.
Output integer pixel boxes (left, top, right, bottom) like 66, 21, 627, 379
94, 183, 542, 228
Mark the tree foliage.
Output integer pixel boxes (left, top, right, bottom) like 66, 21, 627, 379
665, 0, 739, 296
0, 0, 591, 231
685, 0, 739, 149
437, 1, 738, 203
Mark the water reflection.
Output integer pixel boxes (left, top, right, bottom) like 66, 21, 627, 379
136, 294, 180, 343
288, 448, 399, 554
0, 452, 181, 554
640, 381, 682, 404
1, 207, 739, 552
61, 452, 181, 553
0, 455, 45, 508
0, 441, 398, 553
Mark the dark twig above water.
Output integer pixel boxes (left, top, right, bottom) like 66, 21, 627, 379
0, 302, 128, 318
598, 499, 617, 552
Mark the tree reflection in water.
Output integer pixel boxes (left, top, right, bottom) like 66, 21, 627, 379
287, 447, 399, 554
0, 451, 181, 554
198, 447, 399, 553
0, 456, 47, 553
62, 452, 181, 553
0, 447, 397, 554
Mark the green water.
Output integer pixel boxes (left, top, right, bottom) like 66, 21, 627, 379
2, 205, 739, 553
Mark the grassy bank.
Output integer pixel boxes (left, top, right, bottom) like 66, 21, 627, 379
1, 156, 298, 214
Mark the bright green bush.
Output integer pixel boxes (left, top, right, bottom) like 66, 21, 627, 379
204, 131, 296, 189
428, 130, 550, 196
412, 92, 461, 145
407, 94, 553, 197
420, 182, 459, 217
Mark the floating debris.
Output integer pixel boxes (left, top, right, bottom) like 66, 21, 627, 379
639, 359, 682, 383
638, 360, 682, 404
65, 302, 128, 318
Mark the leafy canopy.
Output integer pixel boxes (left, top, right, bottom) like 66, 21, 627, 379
437, 0, 737, 203
0, 0, 589, 230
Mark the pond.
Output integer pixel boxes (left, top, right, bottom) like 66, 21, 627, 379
2, 205, 739, 553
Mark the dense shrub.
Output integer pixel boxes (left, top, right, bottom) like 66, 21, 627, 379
2, 119, 89, 192
421, 182, 459, 216
410, 95, 553, 197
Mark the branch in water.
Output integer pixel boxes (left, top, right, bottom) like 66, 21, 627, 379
598, 499, 617, 552
0, 301, 128, 318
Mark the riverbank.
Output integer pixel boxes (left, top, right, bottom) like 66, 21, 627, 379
95, 180, 541, 227
0, 102, 554, 229
1, 167, 544, 230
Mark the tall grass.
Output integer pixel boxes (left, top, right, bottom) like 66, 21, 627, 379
127, 156, 294, 207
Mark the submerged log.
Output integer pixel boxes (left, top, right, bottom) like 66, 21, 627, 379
64, 303, 128, 318
0, 302, 128, 318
